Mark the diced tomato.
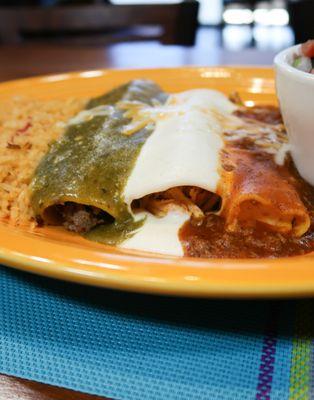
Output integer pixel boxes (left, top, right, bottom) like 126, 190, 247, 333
8, 120, 32, 146
301, 40, 314, 58
16, 121, 32, 135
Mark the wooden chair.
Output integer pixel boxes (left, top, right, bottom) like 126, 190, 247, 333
0, 1, 199, 46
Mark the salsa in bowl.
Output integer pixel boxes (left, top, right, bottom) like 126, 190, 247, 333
292, 40, 314, 74
274, 41, 314, 186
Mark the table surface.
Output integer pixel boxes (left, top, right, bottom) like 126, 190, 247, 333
0, 33, 278, 399
0, 41, 276, 83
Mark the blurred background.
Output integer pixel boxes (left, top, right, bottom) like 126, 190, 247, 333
0, 0, 313, 81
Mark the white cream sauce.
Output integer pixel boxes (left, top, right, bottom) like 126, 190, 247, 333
121, 210, 189, 256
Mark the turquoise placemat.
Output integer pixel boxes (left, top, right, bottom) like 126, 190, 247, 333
0, 265, 312, 399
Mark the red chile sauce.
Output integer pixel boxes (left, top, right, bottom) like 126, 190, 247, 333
179, 106, 314, 258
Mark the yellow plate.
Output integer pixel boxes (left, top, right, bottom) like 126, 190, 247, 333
0, 67, 313, 298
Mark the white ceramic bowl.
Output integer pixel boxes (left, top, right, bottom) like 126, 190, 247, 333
274, 45, 314, 185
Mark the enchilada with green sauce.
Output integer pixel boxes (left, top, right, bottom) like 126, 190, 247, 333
31, 80, 167, 244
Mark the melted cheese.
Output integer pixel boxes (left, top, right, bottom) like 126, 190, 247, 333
123, 89, 237, 206
68, 105, 115, 125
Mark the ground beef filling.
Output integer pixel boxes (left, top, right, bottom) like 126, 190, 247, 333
52, 203, 113, 234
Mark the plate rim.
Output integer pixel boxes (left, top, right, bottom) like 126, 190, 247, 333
1, 65, 313, 298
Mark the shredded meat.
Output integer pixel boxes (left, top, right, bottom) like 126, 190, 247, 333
133, 186, 221, 221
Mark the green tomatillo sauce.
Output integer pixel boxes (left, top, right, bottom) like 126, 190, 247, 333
31, 80, 167, 244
